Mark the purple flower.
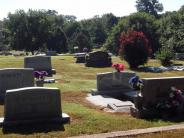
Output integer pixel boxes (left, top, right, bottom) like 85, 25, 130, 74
34, 71, 48, 80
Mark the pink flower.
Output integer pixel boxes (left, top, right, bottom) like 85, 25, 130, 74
112, 63, 125, 72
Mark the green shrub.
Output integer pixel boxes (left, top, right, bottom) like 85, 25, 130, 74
119, 30, 152, 69
156, 46, 174, 66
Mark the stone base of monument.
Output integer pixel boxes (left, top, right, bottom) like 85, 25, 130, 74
0, 113, 70, 127
130, 107, 160, 119
91, 89, 137, 101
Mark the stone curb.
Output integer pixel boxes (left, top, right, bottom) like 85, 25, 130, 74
69, 124, 184, 138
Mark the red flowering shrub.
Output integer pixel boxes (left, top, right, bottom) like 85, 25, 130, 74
119, 30, 152, 68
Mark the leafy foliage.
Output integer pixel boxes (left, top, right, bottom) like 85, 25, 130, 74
156, 46, 174, 66
158, 10, 184, 53
103, 12, 159, 54
119, 30, 151, 68
135, 0, 163, 18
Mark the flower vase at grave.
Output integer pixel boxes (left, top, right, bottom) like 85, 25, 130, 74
112, 71, 122, 87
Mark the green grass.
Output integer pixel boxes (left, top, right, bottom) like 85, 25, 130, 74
0, 55, 184, 137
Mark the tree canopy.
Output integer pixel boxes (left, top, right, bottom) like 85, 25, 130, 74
136, 0, 163, 18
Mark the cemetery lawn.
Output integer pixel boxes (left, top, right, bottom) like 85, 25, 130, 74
0, 55, 184, 137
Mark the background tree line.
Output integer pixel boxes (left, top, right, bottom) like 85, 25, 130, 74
0, 0, 183, 56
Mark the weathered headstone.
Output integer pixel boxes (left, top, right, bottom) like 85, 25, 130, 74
74, 53, 86, 63
24, 56, 56, 76
85, 51, 112, 67
0, 68, 34, 102
92, 71, 136, 98
46, 51, 57, 56
2, 87, 70, 127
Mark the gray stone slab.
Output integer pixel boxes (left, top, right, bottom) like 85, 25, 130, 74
107, 101, 134, 113
86, 94, 134, 113
3, 87, 70, 126
97, 71, 136, 91
0, 68, 34, 102
141, 77, 184, 106
24, 56, 56, 75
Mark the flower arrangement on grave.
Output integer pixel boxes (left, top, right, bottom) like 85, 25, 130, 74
129, 76, 143, 91
34, 71, 48, 81
156, 87, 184, 114
112, 63, 125, 72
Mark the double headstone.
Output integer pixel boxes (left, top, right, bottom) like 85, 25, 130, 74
0, 68, 34, 102
92, 71, 136, 98
1, 87, 70, 127
85, 51, 112, 67
24, 56, 56, 76
141, 77, 184, 106
131, 76, 184, 119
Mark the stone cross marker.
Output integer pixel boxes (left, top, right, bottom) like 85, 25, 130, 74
24, 56, 56, 76
3, 87, 70, 126
0, 68, 34, 102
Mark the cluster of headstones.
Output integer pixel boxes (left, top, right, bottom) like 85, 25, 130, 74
0, 55, 70, 128
92, 71, 184, 119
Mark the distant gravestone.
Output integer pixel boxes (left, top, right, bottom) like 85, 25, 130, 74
92, 71, 136, 98
24, 56, 56, 76
0, 68, 34, 102
46, 51, 57, 56
175, 53, 184, 60
2, 87, 70, 127
85, 51, 112, 67
74, 53, 86, 63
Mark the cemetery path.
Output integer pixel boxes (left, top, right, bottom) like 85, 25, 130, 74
69, 123, 184, 138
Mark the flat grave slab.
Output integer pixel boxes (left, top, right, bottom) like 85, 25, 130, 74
86, 94, 134, 113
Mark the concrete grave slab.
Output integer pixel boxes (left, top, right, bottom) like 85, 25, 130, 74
86, 94, 134, 113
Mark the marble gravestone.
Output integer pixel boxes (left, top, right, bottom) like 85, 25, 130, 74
1, 87, 70, 127
92, 71, 136, 98
0, 68, 34, 102
24, 56, 56, 76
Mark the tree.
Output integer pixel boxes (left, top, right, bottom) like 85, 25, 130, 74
47, 27, 68, 53
73, 30, 92, 52
136, 0, 163, 18
103, 12, 159, 54
158, 9, 184, 53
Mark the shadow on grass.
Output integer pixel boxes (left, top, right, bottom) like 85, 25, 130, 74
141, 112, 184, 123
2, 123, 65, 134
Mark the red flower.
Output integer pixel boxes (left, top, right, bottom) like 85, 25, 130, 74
112, 63, 125, 72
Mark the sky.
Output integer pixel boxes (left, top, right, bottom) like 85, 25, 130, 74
0, 0, 184, 20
